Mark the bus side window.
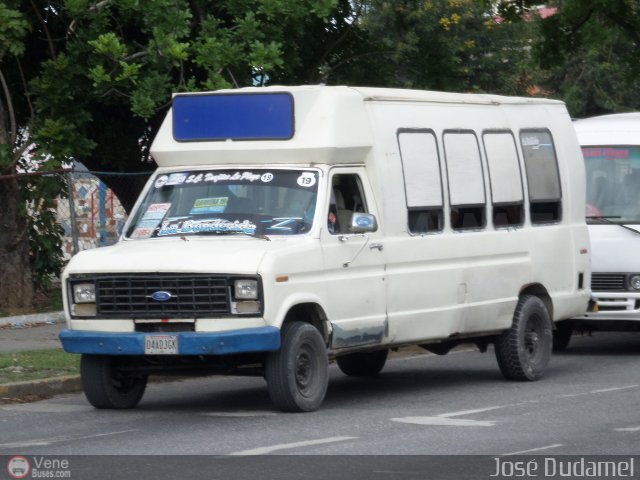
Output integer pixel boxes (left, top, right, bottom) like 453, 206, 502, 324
483, 131, 525, 228
520, 129, 562, 224
443, 131, 486, 230
397, 130, 444, 234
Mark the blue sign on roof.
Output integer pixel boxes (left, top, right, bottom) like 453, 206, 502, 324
172, 92, 294, 142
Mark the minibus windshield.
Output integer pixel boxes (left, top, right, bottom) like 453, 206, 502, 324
126, 169, 318, 238
583, 146, 640, 224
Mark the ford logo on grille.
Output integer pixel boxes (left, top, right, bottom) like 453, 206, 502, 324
149, 291, 173, 302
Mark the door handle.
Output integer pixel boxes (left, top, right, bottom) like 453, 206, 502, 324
369, 243, 383, 251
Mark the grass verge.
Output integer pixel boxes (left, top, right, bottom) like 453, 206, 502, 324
0, 349, 79, 384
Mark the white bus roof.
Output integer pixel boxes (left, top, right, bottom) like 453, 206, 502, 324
574, 112, 640, 146
150, 85, 564, 167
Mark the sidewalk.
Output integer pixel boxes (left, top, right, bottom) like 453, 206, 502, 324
0, 312, 81, 402
0, 315, 65, 353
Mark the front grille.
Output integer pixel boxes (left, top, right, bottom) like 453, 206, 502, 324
95, 275, 230, 318
591, 273, 626, 292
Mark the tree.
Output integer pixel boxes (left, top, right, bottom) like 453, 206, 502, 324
0, 0, 372, 309
533, 0, 640, 117
0, 2, 38, 310
358, 0, 537, 95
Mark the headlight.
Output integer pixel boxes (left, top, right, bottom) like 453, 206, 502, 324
73, 283, 96, 303
234, 279, 258, 300
629, 275, 640, 291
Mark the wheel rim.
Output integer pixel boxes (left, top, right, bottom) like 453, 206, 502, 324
524, 314, 543, 362
110, 364, 139, 394
295, 344, 317, 397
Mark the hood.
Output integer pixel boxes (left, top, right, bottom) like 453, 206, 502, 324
64, 237, 293, 276
589, 224, 640, 272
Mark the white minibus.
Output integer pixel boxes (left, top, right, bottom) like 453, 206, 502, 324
560, 113, 640, 348
59, 86, 591, 411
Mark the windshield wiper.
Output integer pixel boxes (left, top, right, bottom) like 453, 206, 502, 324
587, 216, 640, 236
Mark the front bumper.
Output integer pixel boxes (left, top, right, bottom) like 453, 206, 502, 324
579, 291, 640, 322
59, 326, 281, 356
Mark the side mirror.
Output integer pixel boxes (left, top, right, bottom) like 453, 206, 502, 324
349, 212, 378, 233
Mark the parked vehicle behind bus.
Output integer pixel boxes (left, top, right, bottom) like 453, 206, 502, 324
558, 113, 640, 349
60, 86, 591, 411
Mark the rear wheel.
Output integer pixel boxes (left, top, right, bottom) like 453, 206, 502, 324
495, 295, 552, 381
80, 355, 147, 409
265, 322, 329, 412
336, 349, 388, 376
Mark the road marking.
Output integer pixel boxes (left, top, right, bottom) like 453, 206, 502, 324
202, 411, 278, 417
0, 429, 138, 449
439, 405, 514, 418
227, 436, 357, 455
591, 385, 638, 394
615, 426, 640, 432
559, 384, 639, 398
391, 401, 542, 427
391, 416, 495, 427
502, 444, 564, 456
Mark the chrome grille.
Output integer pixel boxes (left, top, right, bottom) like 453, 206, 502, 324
95, 275, 230, 318
591, 273, 626, 292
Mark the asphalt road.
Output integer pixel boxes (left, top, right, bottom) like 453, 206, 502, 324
1, 332, 639, 463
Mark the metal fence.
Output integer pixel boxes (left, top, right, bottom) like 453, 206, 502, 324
1, 168, 153, 260
61, 170, 153, 257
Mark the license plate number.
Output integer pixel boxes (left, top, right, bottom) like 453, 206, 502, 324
144, 335, 178, 355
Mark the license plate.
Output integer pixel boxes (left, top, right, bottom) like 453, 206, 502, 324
144, 335, 178, 355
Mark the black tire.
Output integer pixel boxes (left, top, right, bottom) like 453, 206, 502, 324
553, 321, 573, 351
495, 295, 552, 381
265, 322, 329, 412
80, 355, 148, 409
336, 349, 388, 376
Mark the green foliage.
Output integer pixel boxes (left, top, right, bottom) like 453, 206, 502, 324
3, 0, 640, 300
360, 0, 536, 95
15, 169, 67, 291
533, 0, 640, 117
0, 3, 30, 57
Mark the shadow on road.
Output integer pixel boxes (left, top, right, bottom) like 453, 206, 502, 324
556, 331, 640, 356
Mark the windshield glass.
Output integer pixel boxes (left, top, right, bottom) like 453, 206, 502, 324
583, 146, 640, 224
126, 169, 319, 238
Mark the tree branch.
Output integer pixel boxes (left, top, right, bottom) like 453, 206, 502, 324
16, 58, 34, 121
124, 51, 148, 61
0, 67, 17, 148
311, 2, 365, 82
29, 0, 56, 60
226, 68, 240, 88
604, 11, 640, 43
568, 7, 594, 36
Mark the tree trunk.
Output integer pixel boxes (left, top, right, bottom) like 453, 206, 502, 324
0, 175, 34, 311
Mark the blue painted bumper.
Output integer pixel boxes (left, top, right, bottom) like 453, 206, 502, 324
59, 327, 281, 356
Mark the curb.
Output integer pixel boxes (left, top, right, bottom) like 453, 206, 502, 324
0, 311, 65, 329
0, 375, 81, 403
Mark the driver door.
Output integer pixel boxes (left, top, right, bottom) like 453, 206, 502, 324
321, 168, 387, 349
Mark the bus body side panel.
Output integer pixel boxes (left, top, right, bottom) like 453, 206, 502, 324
362, 100, 589, 345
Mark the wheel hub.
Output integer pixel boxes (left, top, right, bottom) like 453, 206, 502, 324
295, 350, 313, 389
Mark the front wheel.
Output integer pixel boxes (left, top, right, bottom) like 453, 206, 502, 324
80, 355, 148, 409
495, 295, 552, 381
265, 322, 329, 412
